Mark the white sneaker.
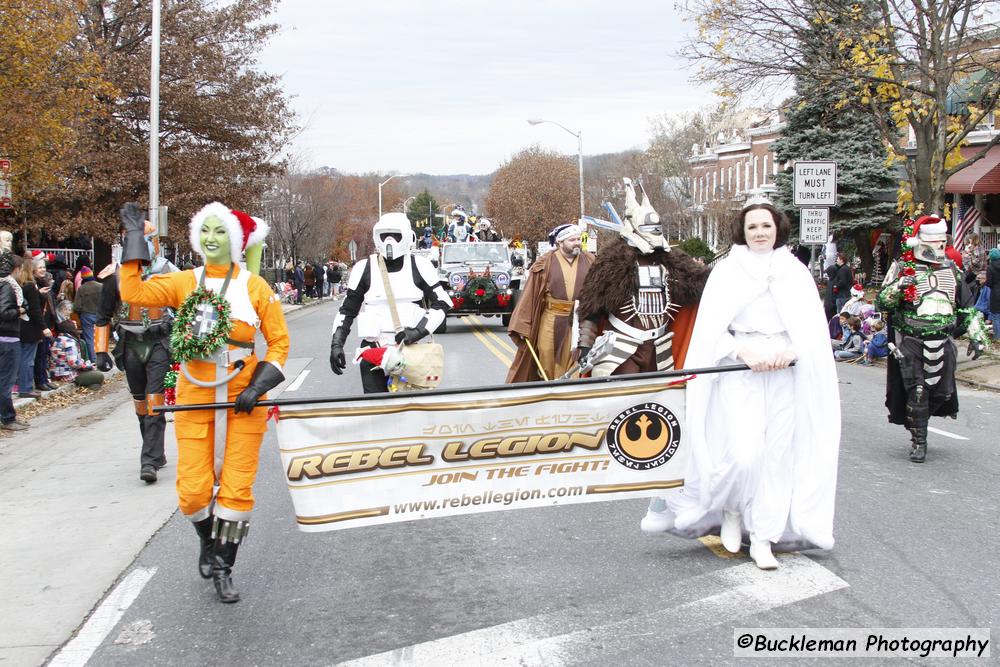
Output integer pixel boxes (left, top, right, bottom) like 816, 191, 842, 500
749, 536, 779, 570
720, 510, 742, 553
640, 498, 673, 534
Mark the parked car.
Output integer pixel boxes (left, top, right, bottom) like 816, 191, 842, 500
437, 242, 523, 331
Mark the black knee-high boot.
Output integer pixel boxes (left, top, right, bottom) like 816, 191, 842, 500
192, 517, 214, 579
211, 518, 249, 603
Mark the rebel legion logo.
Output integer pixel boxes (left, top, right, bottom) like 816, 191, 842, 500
606, 403, 681, 470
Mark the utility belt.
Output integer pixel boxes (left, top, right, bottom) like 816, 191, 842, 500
544, 294, 574, 315
120, 320, 172, 340
124, 304, 167, 321
608, 313, 668, 342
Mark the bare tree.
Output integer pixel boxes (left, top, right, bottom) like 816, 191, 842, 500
682, 0, 1000, 213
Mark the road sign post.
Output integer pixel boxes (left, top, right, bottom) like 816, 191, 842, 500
799, 207, 830, 245
0, 159, 12, 209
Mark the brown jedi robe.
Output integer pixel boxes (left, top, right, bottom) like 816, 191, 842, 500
505, 250, 595, 383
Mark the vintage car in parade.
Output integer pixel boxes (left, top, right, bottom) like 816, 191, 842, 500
436, 241, 524, 331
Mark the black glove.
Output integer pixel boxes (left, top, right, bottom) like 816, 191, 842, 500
234, 362, 285, 414
96, 352, 114, 372
329, 326, 349, 375
119, 202, 151, 264
577, 346, 591, 363
395, 326, 429, 345
968, 340, 984, 361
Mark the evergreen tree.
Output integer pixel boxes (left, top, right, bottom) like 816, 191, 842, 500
407, 189, 442, 234
772, 8, 897, 280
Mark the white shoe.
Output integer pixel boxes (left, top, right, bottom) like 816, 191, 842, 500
720, 510, 742, 553
749, 536, 779, 570
640, 498, 674, 534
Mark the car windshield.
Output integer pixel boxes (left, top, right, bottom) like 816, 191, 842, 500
443, 243, 508, 264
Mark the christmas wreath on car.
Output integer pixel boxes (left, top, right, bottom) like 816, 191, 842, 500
169, 287, 233, 362
463, 270, 498, 305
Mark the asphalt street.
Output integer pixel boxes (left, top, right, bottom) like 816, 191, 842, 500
54, 299, 1000, 665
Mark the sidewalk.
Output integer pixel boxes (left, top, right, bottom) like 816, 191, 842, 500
0, 294, 333, 666
954, 344, 1000, 392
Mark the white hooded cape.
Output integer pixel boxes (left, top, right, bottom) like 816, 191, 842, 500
659, 245, 841, 550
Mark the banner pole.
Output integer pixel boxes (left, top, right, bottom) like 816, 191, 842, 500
152, 361, 793, 414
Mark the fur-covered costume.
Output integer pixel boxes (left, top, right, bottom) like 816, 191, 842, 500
577, 236, 707, 374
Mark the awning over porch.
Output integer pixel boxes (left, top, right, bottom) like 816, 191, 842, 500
946, 144, 1000, 194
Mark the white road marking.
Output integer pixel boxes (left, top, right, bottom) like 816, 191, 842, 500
48, 567, 156, 667
928, 426, 969, 440
335, 554, 847, 666
285, 369, 311, 392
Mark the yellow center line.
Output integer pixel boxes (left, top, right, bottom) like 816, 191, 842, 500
463, 316, 512, 368
467, 314, 517, 354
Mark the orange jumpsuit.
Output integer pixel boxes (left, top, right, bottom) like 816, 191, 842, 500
120, 261, 290, 521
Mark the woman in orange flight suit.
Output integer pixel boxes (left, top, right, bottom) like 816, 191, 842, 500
118, 201, 289, 603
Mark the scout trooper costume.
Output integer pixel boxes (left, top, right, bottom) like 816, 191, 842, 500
877, 215, 989, 463
329, 212, 452, 393
576, 178, 708, 376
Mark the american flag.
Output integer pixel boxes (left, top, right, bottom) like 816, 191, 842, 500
953, 198, 982, 249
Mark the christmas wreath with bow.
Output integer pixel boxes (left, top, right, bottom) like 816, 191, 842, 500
169, 287, 233, 362
463, 269, 498, 305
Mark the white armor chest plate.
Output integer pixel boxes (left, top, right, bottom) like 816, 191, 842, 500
356, 255, 427, 342
914, 266, 956, 317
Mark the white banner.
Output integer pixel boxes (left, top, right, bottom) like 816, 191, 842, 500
276, 375, 689, 532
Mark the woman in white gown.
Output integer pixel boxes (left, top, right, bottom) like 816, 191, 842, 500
641, 202, 840, 569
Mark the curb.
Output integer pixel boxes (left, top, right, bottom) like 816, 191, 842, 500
281, 293, 343, 315
12, 367, 122, 410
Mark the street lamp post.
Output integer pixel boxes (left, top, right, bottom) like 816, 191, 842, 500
528, 119, 584, 220
378, 174, 409, 218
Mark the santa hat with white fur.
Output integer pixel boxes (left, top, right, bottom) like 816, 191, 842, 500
905, 215, 947, 248
189, 202, 269, 263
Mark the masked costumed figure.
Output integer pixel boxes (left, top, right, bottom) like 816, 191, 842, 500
95, 229, 178, 483
447, 208, 476, 243
576, 178, 709, 375
329, 212, 452, 393
877, 215, 989, 463
506, 223, 594, 382
474, 218, 501, 242
118, 201, 290, 603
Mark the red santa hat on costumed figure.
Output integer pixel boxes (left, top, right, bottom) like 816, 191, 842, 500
850, 283, 864, 298
905, 215, 947, 248
189, 201, 270, 263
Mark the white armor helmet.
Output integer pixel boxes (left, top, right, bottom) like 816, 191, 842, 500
373, 212, 415, 261
906, 215, 947, 264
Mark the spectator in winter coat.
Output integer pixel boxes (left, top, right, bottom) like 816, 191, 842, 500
304, 264, 316, 298
16, 253, 52, 398
986, 248, 1000, 339
0, 249, 28, 430
832, 315, 864, 361
50, 316, 104, 387
860, 319, 889, 365
32, 253, 58, 391
832, 253, 854, 313
293, 263, 305, 304
73, 266, 102, 362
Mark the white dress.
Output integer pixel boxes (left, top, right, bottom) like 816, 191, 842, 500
644, 245, 841, 550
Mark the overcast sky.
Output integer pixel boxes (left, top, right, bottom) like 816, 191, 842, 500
257, 0, 718, 175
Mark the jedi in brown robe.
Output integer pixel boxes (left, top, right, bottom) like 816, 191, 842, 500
506, 248, 595, 383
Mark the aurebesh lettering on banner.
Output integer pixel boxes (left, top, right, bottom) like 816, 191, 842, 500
275, 375, 689, 532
